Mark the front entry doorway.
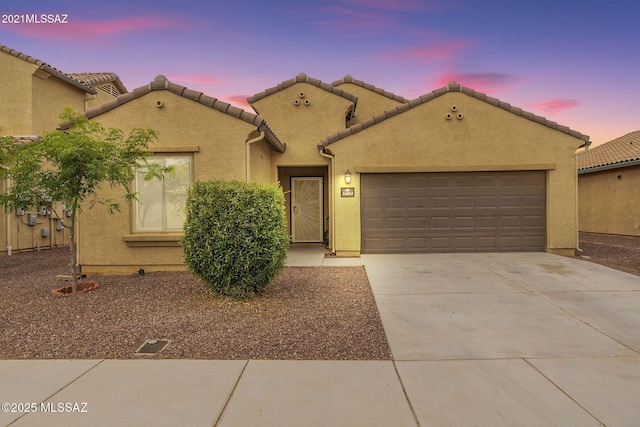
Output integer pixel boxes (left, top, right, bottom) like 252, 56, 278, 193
291, 177, 324, 243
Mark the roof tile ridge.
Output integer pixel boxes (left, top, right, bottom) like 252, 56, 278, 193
332, 74, 409, 103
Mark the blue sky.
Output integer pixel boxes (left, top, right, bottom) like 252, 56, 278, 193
1, 0, 638, 145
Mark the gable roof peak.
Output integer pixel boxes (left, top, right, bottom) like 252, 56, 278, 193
150, 75, 169, 89
78, 75, 285, 152
447, 81, 461, 91
247, 73, 358, 116
321, 81, 589, 146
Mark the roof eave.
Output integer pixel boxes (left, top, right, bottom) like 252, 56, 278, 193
578, 159, 640, 174
40, 65, 96, 95
258, 121, 286, 153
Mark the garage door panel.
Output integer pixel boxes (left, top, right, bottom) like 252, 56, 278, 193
361, 171, 546, 253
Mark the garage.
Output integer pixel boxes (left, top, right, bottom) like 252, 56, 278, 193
361, 171, 546, 253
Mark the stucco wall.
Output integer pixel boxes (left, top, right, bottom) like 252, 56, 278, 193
86, 88, 118, 110
333, 82, 406, 126
578, 165, 640, 236
77, 90, 260, 273
249, 140, 273, 183
0, 54, 87, 255
31, 73, 86, 135
251, 83, 352, 176
328, 92, 582, 256
0, 54, 35, 135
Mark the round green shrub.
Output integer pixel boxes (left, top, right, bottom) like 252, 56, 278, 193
181, 180, 288, 298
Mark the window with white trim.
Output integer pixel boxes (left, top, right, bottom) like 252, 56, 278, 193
135, 156, 191, 231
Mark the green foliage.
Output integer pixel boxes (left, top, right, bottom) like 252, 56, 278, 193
182, 180, 289, 298
0, 107, 159, 293
0, 108, 158, 217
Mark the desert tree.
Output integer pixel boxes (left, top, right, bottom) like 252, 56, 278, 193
0, 107, 161, 293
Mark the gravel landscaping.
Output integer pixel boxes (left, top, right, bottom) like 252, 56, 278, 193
1, 234, 638, 360
578, 232, 640, 276
0, 247, 391, 360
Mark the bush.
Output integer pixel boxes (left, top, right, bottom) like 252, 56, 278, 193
182, 180, 288, 298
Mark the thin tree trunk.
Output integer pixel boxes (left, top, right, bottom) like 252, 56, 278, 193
70, 218, 79, 293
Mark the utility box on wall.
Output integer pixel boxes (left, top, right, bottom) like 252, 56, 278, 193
27, 213, 37, 226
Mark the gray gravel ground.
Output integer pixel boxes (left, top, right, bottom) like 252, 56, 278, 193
2, 234, 638, 360
0, 247, 391, 360
578, 232, 640, 276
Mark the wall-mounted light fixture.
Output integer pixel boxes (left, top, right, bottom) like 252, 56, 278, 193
344, 169, 352, 184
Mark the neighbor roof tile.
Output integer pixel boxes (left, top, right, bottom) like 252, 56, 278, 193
68, 72, 128, 93
577, 130, 640, 171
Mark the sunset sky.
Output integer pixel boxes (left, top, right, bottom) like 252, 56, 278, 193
1, 0, 638, 145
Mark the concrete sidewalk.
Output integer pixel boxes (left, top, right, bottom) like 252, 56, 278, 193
1, 252, 639, 426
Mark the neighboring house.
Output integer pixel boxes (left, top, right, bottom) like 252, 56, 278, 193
0, 45, 95, 255
0, 45, 127, 255
77, 74, 589, 274
577, 130, 640, 236
68, 72, 128, 109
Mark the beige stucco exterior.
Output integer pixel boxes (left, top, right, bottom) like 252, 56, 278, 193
326, 91, 583, 257
578, 165, 640, 236
78, 75, 587, 273
4, 68, 586, 272
0, 49, 93, 255
77, 86, 277, 273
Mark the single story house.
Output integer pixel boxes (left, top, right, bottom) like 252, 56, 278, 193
577, 130, 640, 236
0, 45, 124, 255
76, 73, 589, 273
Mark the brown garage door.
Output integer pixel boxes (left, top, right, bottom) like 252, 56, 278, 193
361, 171, 546, 253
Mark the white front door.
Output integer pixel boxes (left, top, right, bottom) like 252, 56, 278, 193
291, 177, 323, 243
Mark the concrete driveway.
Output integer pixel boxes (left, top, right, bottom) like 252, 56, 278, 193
363, 252, 640, 426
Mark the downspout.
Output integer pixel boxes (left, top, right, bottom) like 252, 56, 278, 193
575, 140, 590, 254
5, 179, 11, 255
245, 131, 265, 182
318, 145, 336, 255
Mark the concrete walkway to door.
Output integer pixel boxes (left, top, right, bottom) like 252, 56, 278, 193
362, 252, 640, 426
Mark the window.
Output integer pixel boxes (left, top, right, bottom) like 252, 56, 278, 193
135, 156, 191, 231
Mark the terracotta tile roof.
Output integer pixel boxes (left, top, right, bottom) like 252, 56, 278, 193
68, 72, 128, 94
577, 130, 640, 172
321, 81, 589, 146
331, 74, 409, 103
75, 75, 285, 153
248, 73, 358, 119
0, 44, 96, 95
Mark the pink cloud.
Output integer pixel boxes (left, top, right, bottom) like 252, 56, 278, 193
378, 39, 476, 63
434, 71, 521, 93
223, 95, 251, 110
6, 16, 183, 42
166, 74, 224, 85
526, 98, 581, 114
